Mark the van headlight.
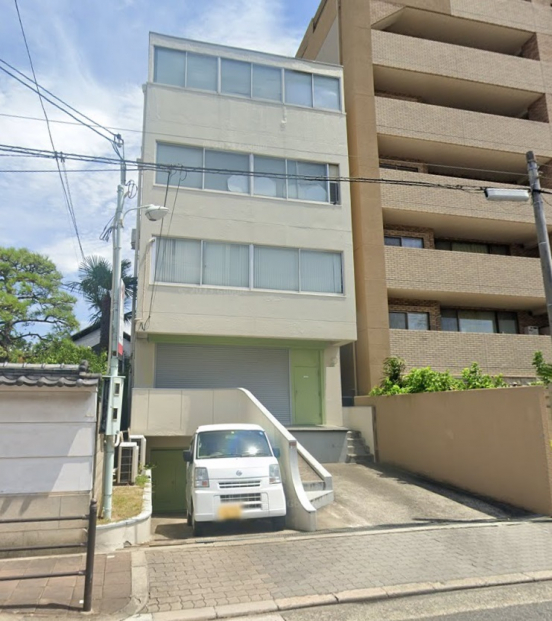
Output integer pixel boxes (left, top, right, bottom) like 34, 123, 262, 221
194, 467, 210, 488
269, 464, 281, 485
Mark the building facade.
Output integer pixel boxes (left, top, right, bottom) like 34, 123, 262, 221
131, 34, 356, 508
299, 0, 552, 394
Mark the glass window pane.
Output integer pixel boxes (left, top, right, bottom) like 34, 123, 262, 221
285, 70, 313, 107
435, 240, 451, 251
156, 143, 203, 188
252, 64, 282, 101
384, 236, 401, 247
253, 156, 286, 198
407, 312, 429, 330
154, 47, 186, 87
452, 242, 488, 254
221, 58, 251, 97
389, 312, 406, 329
497, 311, 518, 334
441, 310, 459, 332
288, 161, 327, 202
402, 237, 423, 249
300, 250, 343, 294
490, 245, 509, 255
254, 246, 299, 291
187, 53, 218, 91
155, 238, 201, 284
329, 164, 340, 204
313, 75, 340, 110
458, 310, 496, 333
203, 241, 249, 287
204, 150, 250, 193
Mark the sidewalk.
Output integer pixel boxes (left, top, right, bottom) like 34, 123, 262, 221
0, 549, 138, 620
1, 520, 552, 621
140, 519, 552, 619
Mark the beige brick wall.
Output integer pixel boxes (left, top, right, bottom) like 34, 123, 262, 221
376, 96, 552, 156
372, 29, 546, 93
385, 246, 545, 299
389, 329, 552, 378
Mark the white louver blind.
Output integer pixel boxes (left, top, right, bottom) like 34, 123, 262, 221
155, 344, 292, 426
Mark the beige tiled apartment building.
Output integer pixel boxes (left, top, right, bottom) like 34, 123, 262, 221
299, 0, 552, 395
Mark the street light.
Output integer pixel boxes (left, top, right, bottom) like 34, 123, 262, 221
102, 189, 168, 520
485, 151, 552, 338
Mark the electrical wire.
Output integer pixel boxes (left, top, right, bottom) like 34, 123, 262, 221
13, 0, 85, 261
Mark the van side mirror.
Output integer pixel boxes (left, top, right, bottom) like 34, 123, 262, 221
273, 447, 281, 459
183, 449, 192, 463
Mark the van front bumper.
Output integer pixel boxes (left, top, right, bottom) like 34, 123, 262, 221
193, 484, 286, 522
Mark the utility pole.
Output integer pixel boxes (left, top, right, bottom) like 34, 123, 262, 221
526, 151, 552, 336
102, 158, 127, 521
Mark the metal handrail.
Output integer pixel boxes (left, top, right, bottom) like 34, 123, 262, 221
0, 499, 98, 612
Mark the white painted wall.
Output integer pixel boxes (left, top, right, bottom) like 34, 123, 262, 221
134, 35, 355, 344
0, 388, 98, 495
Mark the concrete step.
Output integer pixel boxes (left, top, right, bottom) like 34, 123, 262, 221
306, 489, 334, 509
302, 480, 325, 492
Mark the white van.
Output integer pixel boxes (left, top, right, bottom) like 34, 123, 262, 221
183, 424, 287, 536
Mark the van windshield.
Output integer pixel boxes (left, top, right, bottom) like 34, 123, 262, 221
196, 430, 272, 459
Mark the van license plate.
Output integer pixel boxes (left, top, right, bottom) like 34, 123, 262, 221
218, 504, 242, 520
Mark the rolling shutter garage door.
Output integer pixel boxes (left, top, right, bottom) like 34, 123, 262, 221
155, 343, 292, 426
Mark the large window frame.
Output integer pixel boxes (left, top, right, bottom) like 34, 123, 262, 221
153, 46, 342, 112
441, 309, 519, 334
389, 311, 430, 331
155, 143, 341, 205
151, 237, 345, 296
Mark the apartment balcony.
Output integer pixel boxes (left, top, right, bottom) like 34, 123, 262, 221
385, 246, 545, 310
389, 329, 552, 379
372, 30, 544, 117
380, 169, 552, 243
375, 97, 552, 174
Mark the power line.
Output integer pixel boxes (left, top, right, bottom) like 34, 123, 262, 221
13, 0, 85, 261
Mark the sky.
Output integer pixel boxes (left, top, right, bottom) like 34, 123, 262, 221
0, 0, 321, 326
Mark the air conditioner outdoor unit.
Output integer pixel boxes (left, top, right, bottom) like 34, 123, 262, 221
128, 434, 147, 468
525, 326, 540, 336
117, 442, 139, 484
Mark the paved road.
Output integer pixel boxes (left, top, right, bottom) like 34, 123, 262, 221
281, 581, 552, 621
316, 463, 520, 530
144, 520, 552, 613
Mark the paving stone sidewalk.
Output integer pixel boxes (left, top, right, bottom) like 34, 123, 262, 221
0, 550, 133, 618
144, 520, 552, 614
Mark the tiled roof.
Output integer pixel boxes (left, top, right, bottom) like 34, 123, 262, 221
0, 360, 101, 388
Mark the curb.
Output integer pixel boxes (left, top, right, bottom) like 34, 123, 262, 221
130, 570, 552, 621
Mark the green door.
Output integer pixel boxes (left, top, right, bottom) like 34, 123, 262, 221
151, 449, 187, 514
293, 366, 322, 425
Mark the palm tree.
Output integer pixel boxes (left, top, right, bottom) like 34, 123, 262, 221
67, 256, 137, 352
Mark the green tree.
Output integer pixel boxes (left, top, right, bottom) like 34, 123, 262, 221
30, 338, 107, 374
532, 351, 552, 386
66, 255, 136, 352
0, 247, 78, 360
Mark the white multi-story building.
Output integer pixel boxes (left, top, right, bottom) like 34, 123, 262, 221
131, 34, 356, 512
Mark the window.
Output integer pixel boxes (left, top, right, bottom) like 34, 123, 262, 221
285, 70, 313, 107
384, 236, 424, 249
154, 47, 186, 87
204, 150, 250, 193
252, 64, 282, 101
435, 240, 510, 255
155, 144, 203, 188
300, 250, 343, 294
389, 311, 429, 330
288, 161, 328, 202
154, 237, 343, 295
187, 53, 218, 91
313, 75, 340, 110
156, 143, 339, 204
221, 58, 251, 97
152, 47, 342, 111
203, 241, 249, 287
253, 156, 286, 198
155, 238, 201, 284
441, 310, 518, 334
